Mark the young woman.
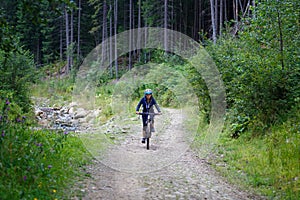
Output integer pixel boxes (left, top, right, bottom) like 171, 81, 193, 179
136, 89, 162, 143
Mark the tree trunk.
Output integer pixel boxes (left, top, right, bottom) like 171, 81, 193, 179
171, 0, 174, 42
132, 1, 136, 60
70, 8, 74, 69
215, 0, 218, 36
110, 3, 113, 77
77, 0, 81, 61
60, 16, 63, 61
210, 0, 217, 44
65, 7, 70, 73
129, 0, 132, 70
137, 0, 141, 62
102, 0, 107, 68
144, 21, 148, 63
219, 0, 223, 36
224, 0, 227, 22
234, 0, 239, 35
164, 0, 168, 51
114, 0, 118, 79
199, 0, 203, 39
193, 0, 197, 40
252, 0, 256, 18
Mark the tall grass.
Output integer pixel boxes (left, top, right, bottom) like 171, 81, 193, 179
0, 99, 91, 199
204, 114, 300, 199
31, 77, 74, 105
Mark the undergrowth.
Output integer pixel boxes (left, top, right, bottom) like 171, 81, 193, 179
0, 98, 91, 199
194, 107, 300, 200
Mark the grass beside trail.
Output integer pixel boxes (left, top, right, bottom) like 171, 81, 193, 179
31, 77, 74, 105
193, 115, 300, 200
0, 122, 92, 199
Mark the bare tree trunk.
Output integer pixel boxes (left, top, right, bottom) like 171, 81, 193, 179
110, 3, 113, 77
114, 0, 118, 79
219, 0, 223, 36
252, 0, 256, 17
102, 0, 107, 68
233, 0, 237, 21
132, 1, 136, 60
70, 8, 74, 69
239, 0, 250, 18
210, 0, 217, 44
224, 0, 227, 22
137, 0, 141, 62
215, 0, 218, 36
164, 0, 168, 51
65, 7, 70, 73
179, 0, 182, 34
171, 0, 174, 42
129, 0, 132, 70
184, 2, 188, 48
247, 0, 251, 16
60, 17, 63, 61
234, 0, 239, 34
193, 0, 197, 39
77, 0, 81, 61
199, 0, 203, 38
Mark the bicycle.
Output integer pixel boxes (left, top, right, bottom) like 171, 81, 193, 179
138, 112, 160, 150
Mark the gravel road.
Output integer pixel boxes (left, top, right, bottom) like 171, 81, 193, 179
74, 108, 264, 200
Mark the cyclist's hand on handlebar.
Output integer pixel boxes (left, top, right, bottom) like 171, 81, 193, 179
135, 111, 140, 115
158, 112, 162, 115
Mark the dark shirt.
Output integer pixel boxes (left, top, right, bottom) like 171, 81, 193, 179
136, 96, 161, 113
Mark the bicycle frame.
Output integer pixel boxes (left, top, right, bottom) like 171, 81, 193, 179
138, 112, 160, 149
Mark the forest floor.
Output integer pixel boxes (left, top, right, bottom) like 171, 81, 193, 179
72, 108, 266, 200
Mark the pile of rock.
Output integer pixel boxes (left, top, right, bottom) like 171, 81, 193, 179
33, 98, 138, 135
34, 102, 101, 131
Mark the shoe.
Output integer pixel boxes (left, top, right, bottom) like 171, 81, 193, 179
141, 138, 145, 143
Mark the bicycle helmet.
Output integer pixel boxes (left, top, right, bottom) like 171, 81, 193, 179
144, 89, 153, 95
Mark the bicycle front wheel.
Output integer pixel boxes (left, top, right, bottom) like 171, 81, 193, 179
146, 138, 150, 150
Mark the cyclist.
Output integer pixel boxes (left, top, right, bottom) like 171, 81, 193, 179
136, 89, 162, 143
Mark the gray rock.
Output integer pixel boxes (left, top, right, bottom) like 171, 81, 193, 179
75, 109, 88, 119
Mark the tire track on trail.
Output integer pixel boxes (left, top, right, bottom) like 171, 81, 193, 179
75, 108, 264, 200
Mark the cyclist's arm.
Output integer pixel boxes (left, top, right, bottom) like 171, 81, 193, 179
152, 98, 161, 113
154, 104, 161, 113
136, 98, 143, 112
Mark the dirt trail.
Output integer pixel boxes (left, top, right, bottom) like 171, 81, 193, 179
75, 108, 263, 200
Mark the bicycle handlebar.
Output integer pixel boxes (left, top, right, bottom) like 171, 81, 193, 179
137, 112, 161, 115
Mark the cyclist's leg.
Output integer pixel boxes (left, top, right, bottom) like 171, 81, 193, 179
143, 126, 147, 137
150, 119, 155, 132
149, 108, 155, 132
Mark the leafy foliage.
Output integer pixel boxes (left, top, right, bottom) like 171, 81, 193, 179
207, 0, 300, 137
